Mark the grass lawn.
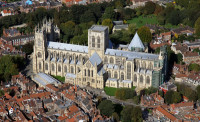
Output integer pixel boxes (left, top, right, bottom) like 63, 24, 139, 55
51, 75, 65, 83
127, 15, 159, 28
127, 15, 179, 29
104, 86, 136, 96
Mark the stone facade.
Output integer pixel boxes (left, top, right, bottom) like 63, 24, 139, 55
33, 19, 167, 89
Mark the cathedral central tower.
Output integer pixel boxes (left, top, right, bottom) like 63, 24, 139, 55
88, 25, 109, 58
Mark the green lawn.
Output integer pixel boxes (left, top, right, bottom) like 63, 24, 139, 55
127, 15, 159, 28
127, 15, 179, 29
51, 75, 65, 83
104, 86, 136, 96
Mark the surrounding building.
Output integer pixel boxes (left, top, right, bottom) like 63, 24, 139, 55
112, 21, 128, 33
1, 34, 34, 46
33, 19, 167, 90
1, 9, 13, 16
140, 91, 164, 107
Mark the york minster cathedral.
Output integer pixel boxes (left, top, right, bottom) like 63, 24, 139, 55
33, 19, 167, 89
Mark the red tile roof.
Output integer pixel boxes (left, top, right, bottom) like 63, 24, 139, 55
156, 106, 178, 121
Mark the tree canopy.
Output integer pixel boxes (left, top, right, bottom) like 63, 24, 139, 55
137, 26, 152, 43
0, 55, 25, 82
121, 106, 143, 122
188, 63, 200, 72
115, 88, 136, 100
98, 100, 115, 117
195, 17, 200, 37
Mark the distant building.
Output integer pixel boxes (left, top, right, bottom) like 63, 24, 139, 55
171, 26, 194, 36
159, 82, 177, 93
112, 21, 128, 33
1, 34, 34, 46
1, 10, 13, 16
3, 28, 21, 37
140, 91, 164, 107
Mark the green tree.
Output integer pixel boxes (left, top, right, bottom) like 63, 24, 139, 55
60, 21, 76, 42
21, 42, 34, 55
0, 55, 19, 82
176, 53, 183, 64
0, 90, 4, 97
121, 106, 143, 122
102, 7, 115, 20
196, 85, 200, 100
98, 100, 115, 117
70, 30, 88, 45
188, 63, 200, 72
102, 19, 113, 33
143, 1, 156, 15
137, 26, 152, 43
128, 23, 137, 36
115, 88, 136, 100
195, 17, 200, 37
80, 10, 96, 23
164, 90, 174, 104
172, 91, 182, 103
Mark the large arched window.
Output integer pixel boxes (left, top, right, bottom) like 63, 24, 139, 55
77, 67, 81, 73
140, 75, 143, 83
146, 76, 150, 84
58, 65, 61, 72
92, 36, 95, 47
45, 63, 48, 70
110, 57, 114, 64
108, 71, 111, 78
134, 74, 137, 82
142, 62, 146, 69
127, 63, 131, 79
91, 70, 93, 77
104, 57, 108, 63
39, 62, 41, 70
38, 52, 42, 58
88, 69, 90, 77
84, 69, 86, 76
149, 62, 153, 70
114, 71, 118, 79
121, 72, 124, 80
97, 36, 100, 48
52, 64, 55, 71
64, 66, 67, 72
71, 66, 74, 74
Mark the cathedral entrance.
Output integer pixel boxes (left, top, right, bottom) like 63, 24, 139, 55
87, 82, 90, 86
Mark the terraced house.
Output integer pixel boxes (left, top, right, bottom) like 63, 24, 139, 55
33, 19, 167, 89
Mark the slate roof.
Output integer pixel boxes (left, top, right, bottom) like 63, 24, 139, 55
48, 41, 88, 53
89, 52, 102, 66
128, 32, 145, 50
66, 73, 76, 78
89, 25, 108, 32
105, 49, 159, 60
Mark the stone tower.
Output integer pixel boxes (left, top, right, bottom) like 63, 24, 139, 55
88, 25, 109, 58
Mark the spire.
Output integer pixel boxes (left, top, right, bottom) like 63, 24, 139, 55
128, 32, 145, 50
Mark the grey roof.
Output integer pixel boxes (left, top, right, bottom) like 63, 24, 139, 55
122, 80, 132, 83
105, 49, 159, 60
128, 32, 145, 50
33, 73, 61, 86
114, 25, 128, 30
48, 41, 88, 53
107, 78, 118, 82
1, 34, 34, 41
89, 52, 102, 66
89, 25, 108, 32
97, 67, 106, 76
66, 73, 76, 79
113, 21, 123, 25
